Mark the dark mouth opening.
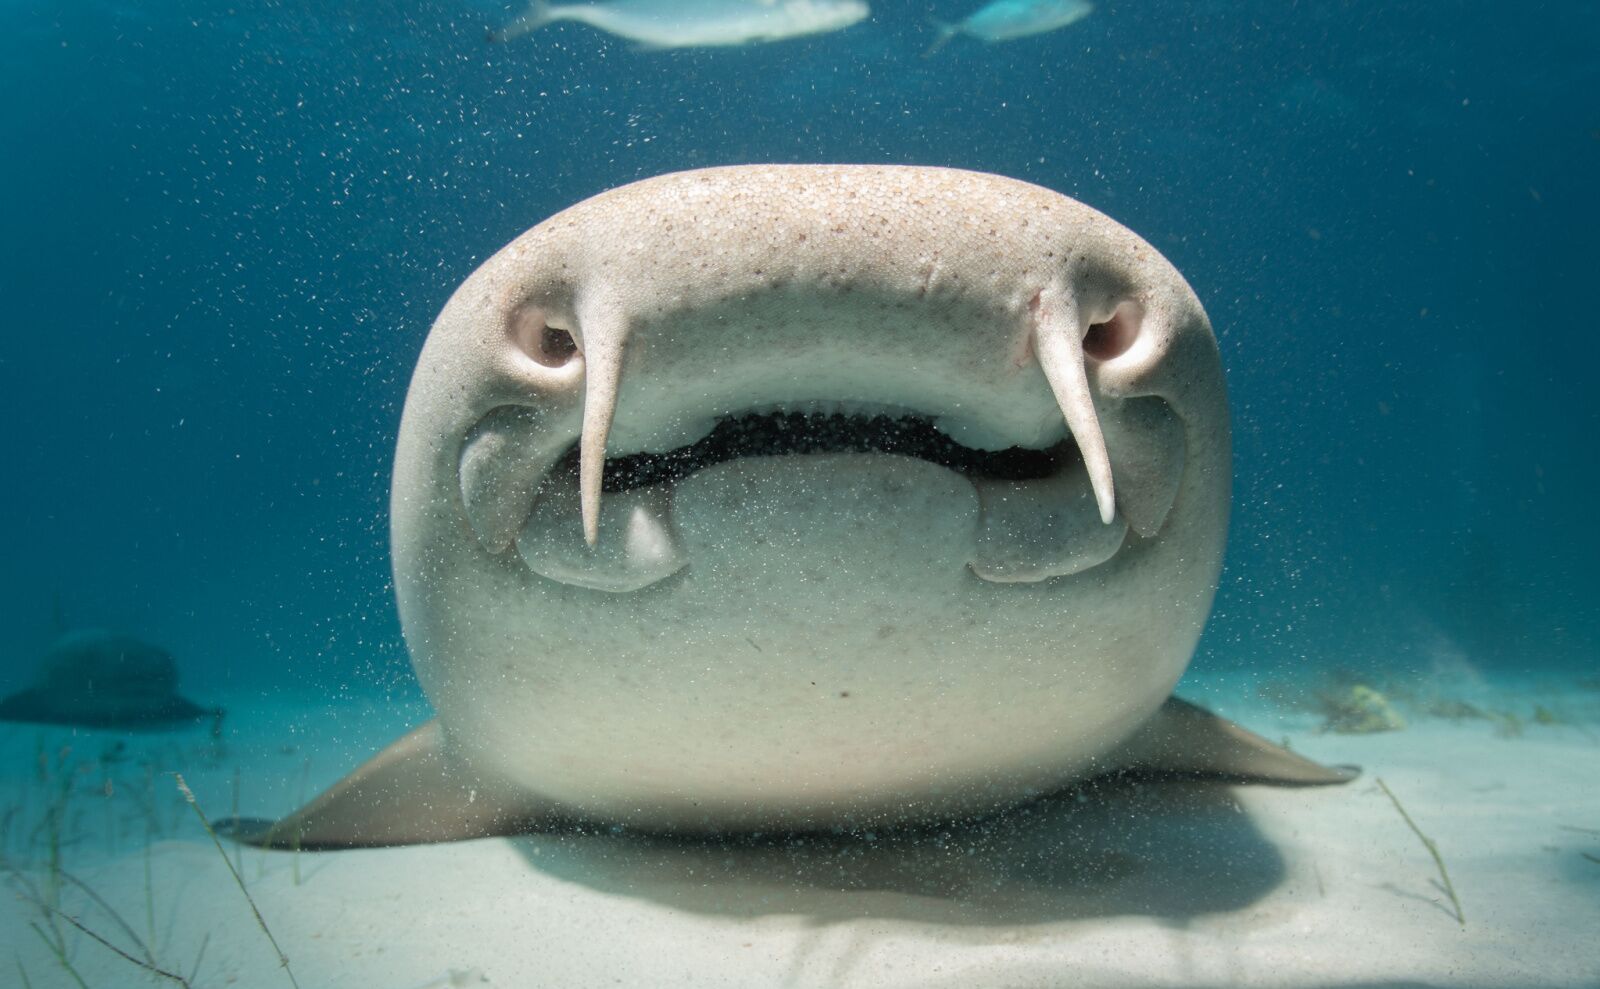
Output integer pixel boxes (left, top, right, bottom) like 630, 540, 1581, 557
561, 412, 1062, 494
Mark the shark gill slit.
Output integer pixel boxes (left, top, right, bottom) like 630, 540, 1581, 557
1030, 289, 1116, 524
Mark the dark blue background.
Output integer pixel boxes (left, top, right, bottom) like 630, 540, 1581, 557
1, 0, 1595, 696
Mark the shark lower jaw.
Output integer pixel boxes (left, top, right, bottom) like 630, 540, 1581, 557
461, 401, 1165, 593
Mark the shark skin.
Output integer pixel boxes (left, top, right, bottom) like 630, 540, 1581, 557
238, 165, 1354, 850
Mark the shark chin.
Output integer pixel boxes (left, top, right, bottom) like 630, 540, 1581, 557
234, 164, 1355, 850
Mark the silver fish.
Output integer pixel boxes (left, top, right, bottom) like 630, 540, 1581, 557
491, 0, 870, 49
926, 0, 1093, 56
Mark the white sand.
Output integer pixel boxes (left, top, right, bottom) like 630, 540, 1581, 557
2, 674, 1597, 988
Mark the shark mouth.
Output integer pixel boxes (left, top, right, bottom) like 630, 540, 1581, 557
572, 310, 1120, 545
503, 403, 1127, 593
575, 408, 1060, 493
460, 313, 1183, 592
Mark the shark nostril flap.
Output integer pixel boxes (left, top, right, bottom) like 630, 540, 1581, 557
459, 407, 565, 555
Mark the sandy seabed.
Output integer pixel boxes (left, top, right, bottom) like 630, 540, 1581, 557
1, 671, 1596, 989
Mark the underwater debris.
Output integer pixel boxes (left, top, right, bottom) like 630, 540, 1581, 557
0, 631, 223, 732
1376, 778, 1464, 927
1318, 684, 1407, 734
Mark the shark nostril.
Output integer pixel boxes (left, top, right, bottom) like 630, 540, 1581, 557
539, 325, 579, 365
1084, 303, 1142, 362
511, 307, 580, 369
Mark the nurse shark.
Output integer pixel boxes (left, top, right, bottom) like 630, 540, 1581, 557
240, 165, 1353, 848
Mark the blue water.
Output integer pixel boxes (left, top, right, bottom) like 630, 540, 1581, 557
3, 1, 1594, 694
1, 2, 1597, 985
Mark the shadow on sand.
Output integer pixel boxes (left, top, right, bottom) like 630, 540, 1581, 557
508, 776, 1287, 928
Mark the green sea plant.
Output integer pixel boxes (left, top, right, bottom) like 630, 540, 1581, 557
38, 899, 190, 986
230, 768, 243, 875
1376, 777, 1464, 926
40, 752, 72, 911
2, 731, 225, 988
292, 758, 311, 887
100, 774, 117, 858
175, 773, 301, 989
144, 828, 156, 964
28, 919, 88, 989
1, 804, 17, 862
4, 853, 198, 987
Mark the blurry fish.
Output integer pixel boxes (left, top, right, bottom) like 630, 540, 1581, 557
0, 630, 223, 731
925, 0, 1093, 56
490, 0, 870, 49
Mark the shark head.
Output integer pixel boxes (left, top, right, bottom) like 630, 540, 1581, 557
380, 166, 1232, 832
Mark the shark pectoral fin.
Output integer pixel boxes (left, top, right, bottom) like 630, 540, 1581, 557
1113, 697, 1360, 785
229, 720, 538, 850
